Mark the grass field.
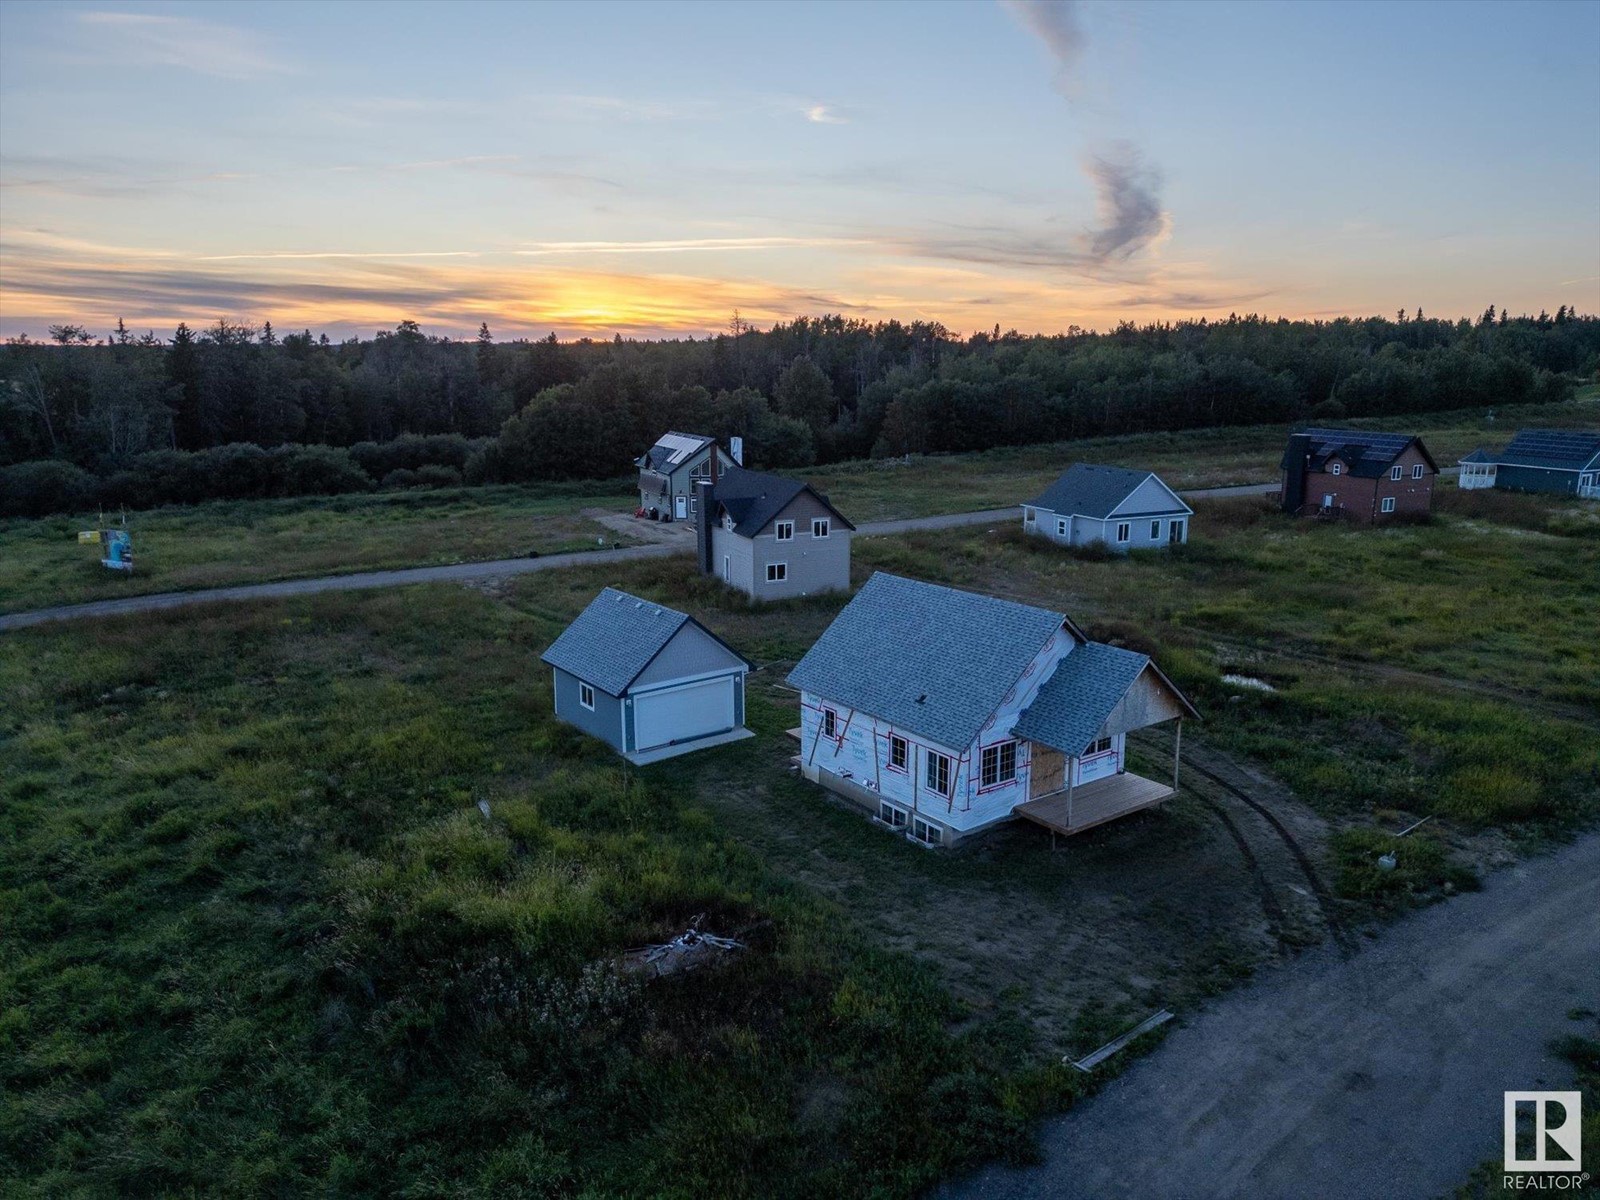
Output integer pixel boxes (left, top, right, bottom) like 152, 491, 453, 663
0, 485, 636, 615
4, 482, 1596, 1196
3, 398, 1594, 615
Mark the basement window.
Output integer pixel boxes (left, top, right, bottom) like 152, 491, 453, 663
913, 818, 942, 846
879, 803, 907, 829
888, 734, 908, 772
775, 520, 794, 542
1115, 522, 1130, 543
1381, 497, 1397, 513
925, 751, 951, 797
766, 562, 787, 583
812, 517, 829, 538
980, 741, 1017, 788
579, 682, 595, 711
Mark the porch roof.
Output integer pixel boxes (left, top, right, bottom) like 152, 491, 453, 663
1013, 642, 1196, 756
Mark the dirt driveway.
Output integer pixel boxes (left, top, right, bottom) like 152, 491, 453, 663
944, 831, 1600, 1200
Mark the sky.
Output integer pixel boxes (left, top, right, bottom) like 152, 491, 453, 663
1, 0, 1597, 342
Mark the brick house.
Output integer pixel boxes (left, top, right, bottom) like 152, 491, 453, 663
1279, 428, 1438, 523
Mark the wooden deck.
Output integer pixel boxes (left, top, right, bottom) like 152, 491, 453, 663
1013, 771, 1174, 836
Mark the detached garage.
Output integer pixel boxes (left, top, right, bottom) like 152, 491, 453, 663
541, 587, 753, 764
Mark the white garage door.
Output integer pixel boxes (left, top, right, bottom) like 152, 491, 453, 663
634, 677, 735, 751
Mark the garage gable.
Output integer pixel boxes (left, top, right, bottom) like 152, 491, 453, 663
633, 622, 747, 689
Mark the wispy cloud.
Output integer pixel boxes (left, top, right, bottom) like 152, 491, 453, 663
804, 104, 849, 125
1082, 142, 1167, 261
515, 236, 871, 256
525, 93, 721, 123
74, 11, 294, 80
1000, 0, 1087, 99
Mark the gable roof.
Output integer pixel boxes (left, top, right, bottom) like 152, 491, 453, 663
638, 431, 717, 474
787, 573, 1078, 751
540, 587, 748, 696
712, 465, 856, 537
1028, 463, 1188, 519
1495, 428, 1600, 472
1281, 428, 1438, 477
1012, 642, 1197, 756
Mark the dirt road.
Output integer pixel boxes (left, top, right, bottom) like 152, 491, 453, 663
945, 831, 1600, 1200
0, 483, 1279, 632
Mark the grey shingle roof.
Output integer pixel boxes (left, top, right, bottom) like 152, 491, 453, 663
1011, 642, 1150, 756
540, 587, 691, 696
1496, 428, 1600, 471
787, 573, 1070, 751
1458, 447, 1493, 464
712, 465, 856, 537
1028, 464, 1172, 519
1281, 428, 1437, 478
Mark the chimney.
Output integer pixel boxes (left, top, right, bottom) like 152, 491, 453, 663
695, 479, 715, 576
708, 441, 720, 486
1282, 432, 1311, 514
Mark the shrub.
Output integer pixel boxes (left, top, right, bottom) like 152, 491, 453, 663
267, 445, 371, 497
381, 468, 421, 490
194, 443, 273, 500
0, 459, 97, 517
414, 464, 464, 488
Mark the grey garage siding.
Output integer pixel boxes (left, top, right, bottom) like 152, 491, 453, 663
633, 623, 747, 688
552, 667, 625, 752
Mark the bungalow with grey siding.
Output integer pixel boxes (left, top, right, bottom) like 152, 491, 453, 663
1023, 464, 1192, 550
541, 587, 753, 764
636, 431, 736, 524
694, 465, 855, 601
1458, 429, 1600, 498
787, 573, 1199, 847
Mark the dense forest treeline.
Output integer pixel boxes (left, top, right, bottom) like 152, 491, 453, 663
2, 308, 1596, 516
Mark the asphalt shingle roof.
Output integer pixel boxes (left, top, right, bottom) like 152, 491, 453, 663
1495, 428, 1600, 471
540, 587, 690, 696
1281, 427, 1436, 478
1028, 463, 1171, 519
788, 573, 1068, 751
712, 465, 855, 537
1011, 642, 1151, 756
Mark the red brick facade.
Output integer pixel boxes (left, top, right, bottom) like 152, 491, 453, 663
1284, 443, 1435, 523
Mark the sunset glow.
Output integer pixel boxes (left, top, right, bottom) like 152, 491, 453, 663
2, 1, 1596, 340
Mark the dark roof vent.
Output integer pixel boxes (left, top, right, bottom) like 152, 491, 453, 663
915, 694, 927, 704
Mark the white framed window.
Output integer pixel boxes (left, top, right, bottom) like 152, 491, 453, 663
812, 518, 830, 538
1115, 522, 1130, 543
766, 562, 787, 583
724, 514, 734, 531
690, 495, 698, 515
579, 681, 595, 711
1390, 465, 1403, 481
1381, 497, 1397, 513
980, 741, 1017, 788
924, 750, 951, 797
1085, 735, 1112, 757
1331, 462, 1342, 476
913, 817, 942, 846
888, 733, 908, 772
775, 520, 794, 542
1024, 507, 1036, 524
822, 707, 837, 738
1412, 463, 1425, 479
1056, 518, 1068, 536
878, 802, 907, 829
1150, 520, 1161, 539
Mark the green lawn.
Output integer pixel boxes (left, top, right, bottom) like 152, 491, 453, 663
4, 485, 1597, 1197
0, 485, 637, 614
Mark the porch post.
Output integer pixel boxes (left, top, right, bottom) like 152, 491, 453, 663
1172, 719, 1182, 791
1066, 759, 1075, 829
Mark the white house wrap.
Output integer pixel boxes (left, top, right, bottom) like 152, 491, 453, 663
788, 573, 1198, 845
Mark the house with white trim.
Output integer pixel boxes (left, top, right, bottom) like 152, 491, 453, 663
1459, 430, 1600, 498
786, 573, 1198, 847
636, 431, 736, 524
1023, 464, 1192, 550
693, 465, 856, 601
